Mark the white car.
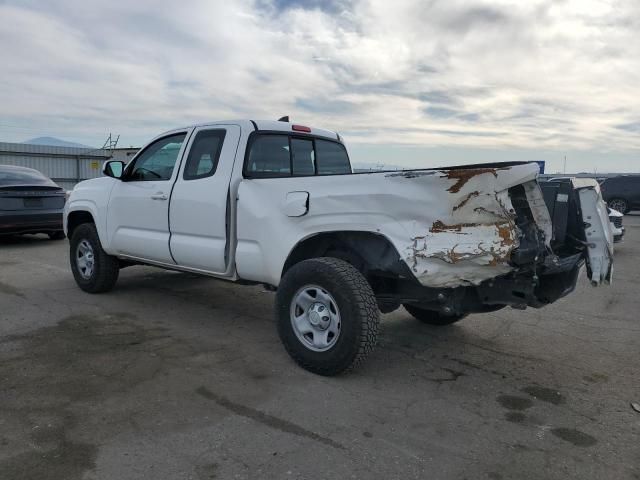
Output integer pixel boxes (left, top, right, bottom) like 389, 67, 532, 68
608, 207, 625, 242
64, 119, 613, 375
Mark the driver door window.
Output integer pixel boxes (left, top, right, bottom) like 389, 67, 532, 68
127, 133, 187, 181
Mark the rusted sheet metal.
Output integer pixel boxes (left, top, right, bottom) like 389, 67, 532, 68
403, 166, 536, 288
407, 219, 518, 287
444, 167, 508, 193
236, 162, 540, 287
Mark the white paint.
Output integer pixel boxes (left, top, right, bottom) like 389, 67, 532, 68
523, 180, 553, 248
96, 127, 192, 263
576, 182, 613, 285
236, 162, 539, 287
65, 120, 612, 293
169, 125, 241, 273
283, 191, 310, 217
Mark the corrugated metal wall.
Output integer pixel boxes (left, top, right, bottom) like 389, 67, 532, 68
0, 142, 138, 190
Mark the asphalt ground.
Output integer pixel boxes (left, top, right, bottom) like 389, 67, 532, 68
1, 216, 639, 480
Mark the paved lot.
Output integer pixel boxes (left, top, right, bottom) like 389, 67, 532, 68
1, 217, 639, 480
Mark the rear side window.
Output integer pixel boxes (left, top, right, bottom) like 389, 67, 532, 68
246, 135, 291, 177
291, 138, 315, 175
245, 134, 351, 178
315, 140, 351, 175
183, 129, 226, 180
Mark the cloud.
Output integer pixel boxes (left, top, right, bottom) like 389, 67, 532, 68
616, 122, 640, 133
0, 0, 639, 167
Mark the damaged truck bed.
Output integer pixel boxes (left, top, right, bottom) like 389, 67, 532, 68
65, 119, 613, 375
373, 162, 613, 314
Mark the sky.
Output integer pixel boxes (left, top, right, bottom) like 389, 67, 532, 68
0, 0, 639, 173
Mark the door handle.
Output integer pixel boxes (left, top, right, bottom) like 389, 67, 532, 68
151, 192, 168, 200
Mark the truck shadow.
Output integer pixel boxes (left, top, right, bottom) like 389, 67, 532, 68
115, 268, 487, 372
0, 233, 62, 249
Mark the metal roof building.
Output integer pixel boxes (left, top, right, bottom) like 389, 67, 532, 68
0, 142, 139, 190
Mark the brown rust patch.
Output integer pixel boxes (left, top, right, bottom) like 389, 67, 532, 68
497, 223, 515, 246
425, 220, 517, 266
444, 168, 499, 193
452, 191, 480, 211
448, 244, 466, 263
430, 220, 476, 233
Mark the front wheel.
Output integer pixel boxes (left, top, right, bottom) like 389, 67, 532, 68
70, 223, 120, 293
403, 304, 467, 326
276, 257, 380, 376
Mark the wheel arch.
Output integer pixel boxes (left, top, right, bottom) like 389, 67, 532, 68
66, 209, 96, 239
281, 230, 410, 282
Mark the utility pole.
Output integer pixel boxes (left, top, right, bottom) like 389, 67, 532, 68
563, 155, 567, 174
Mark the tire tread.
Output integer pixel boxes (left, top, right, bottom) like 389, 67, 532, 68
277, 257, 380, 375
70, 223, 119, 293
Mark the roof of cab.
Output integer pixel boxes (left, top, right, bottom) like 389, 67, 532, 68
252, 120, 339, 140
167, 119, 340, 141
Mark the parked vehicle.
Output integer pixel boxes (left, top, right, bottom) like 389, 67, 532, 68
0, 165, 66, 239
600, 175, 640, 214
64, 120, 613, 375
542, 177, 625, 241
608, 207, 625, 243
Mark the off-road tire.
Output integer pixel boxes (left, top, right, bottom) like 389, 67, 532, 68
403, 304, 468, 326
276, 257, 380, 376
70, 223, 119, 293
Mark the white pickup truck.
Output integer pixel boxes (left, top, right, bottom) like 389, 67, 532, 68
64, 119, 613, 375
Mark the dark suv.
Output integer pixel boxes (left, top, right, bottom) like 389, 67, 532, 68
600, 175, 640, 214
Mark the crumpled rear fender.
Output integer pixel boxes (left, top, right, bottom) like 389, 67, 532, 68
236, 162, 543, 288
385, 163, 542, 287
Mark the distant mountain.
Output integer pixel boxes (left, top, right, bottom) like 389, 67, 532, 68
23, 136, 92, 149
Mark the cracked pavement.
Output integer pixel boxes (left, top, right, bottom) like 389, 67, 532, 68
1, 217, 639, 479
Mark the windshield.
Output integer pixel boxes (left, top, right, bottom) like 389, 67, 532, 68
0, 167, 57, 187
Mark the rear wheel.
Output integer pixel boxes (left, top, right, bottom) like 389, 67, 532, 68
276, 257, 380, 376
608, 198, 629, 214
403, 304, 467, 326
70, 223, 119, 293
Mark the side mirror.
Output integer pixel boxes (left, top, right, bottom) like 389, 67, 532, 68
103, 160, 125, 179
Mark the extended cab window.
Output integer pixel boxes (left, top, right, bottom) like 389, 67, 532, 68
245, 134, 351, 178
183, 129, 226, 180
315, 140, 351, 175
127, 133, 186, 181
291, 138, 315, 175
246, 135, 291, 177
